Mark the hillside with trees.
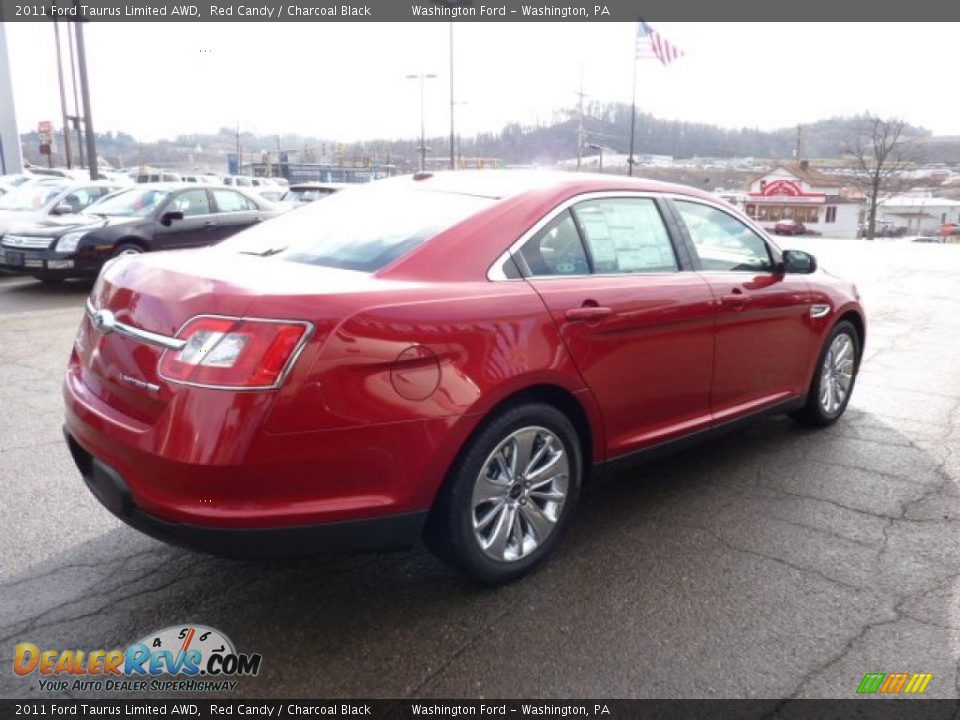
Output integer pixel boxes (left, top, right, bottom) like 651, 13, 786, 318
19, 106, 936, 170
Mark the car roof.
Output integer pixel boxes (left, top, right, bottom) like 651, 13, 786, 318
373, 169, 720, 202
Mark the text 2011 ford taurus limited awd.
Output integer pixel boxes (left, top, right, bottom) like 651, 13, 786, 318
63, 171, 864, 583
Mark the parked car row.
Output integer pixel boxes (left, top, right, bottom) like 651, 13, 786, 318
127, 170, 289, 188
0, 179, 279, 282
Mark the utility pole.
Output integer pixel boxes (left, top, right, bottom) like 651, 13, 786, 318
275, 134, 282, 179
795, 124, 803, 162
449, 23, 455, 171
575, 65, 586, 171
72, 12, 98, 179
627, 51, 638, 177
53, 23, 73, 169
235, 124, 241, 175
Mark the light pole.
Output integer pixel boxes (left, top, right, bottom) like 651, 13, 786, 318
406, 73, 437, 172
449, 23, 455, 171
53, 23, 73, 169
66, 20, 85, 169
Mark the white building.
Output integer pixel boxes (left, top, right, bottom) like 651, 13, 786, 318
742, 163, 862, 239
876, 193, 960, 235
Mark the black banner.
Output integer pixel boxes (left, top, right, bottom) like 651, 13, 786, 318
3, 700, 960, 720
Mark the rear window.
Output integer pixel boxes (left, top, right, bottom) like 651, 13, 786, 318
219, 188, 493, 272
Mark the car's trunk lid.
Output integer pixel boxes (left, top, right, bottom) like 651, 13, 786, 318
75, 249, 382, 425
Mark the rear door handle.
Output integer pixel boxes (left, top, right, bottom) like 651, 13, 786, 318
203, 220, 216, 227
565, 306, 613, 321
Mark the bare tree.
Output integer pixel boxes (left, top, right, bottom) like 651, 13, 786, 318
843, 114, 915, 239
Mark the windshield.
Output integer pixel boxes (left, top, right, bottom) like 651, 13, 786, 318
0, 184, 65, 211
219, 187, 493, 272
88, 187, 171, 217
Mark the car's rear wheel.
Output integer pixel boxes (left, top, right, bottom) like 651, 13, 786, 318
793, 320, 860, 426
426, 402, 582, 584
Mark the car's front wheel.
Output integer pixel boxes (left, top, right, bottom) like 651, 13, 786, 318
793, 320, 860, 426
111, 243, 144, 258
426, 402, 583, 584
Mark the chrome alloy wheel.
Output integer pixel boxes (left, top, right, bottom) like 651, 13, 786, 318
820, 333, 855, 415
471, 426, 569, 563
116, 246, 143, 256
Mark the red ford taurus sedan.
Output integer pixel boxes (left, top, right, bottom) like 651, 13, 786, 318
64, 171, 864, 583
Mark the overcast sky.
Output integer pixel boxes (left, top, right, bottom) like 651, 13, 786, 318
5, 22, 959, 143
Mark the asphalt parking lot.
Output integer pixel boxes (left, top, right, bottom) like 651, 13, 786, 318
1, 238, 959, 699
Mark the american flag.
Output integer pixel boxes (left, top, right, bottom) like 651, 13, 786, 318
636, 21, 684, 65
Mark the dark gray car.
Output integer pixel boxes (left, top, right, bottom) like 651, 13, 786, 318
0, 183, 279, 282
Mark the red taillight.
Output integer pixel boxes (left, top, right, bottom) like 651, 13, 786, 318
159, 316, 311, 389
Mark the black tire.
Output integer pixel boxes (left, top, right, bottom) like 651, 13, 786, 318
425, 402, 583, 584
111, 243, 144, 258
792, 320, 860, 427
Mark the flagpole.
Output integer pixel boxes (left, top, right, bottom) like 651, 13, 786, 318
628, 49, 638, 177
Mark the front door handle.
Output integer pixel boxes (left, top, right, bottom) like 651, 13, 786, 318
566, 306, 613, 322
720, 287, 749, 308
203, 220, 216, 227
720, 294, 749, 306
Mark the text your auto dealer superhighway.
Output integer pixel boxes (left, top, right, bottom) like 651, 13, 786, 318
209, 4, 372, 16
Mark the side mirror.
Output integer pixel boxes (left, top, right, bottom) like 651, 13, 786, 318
160, 210, 184, 227
51, 202, 74, 215
782, 249, 817, 274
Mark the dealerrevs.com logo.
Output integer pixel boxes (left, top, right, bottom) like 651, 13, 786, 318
13, 625, 262, 693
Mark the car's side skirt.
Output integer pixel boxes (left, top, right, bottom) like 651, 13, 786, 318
592, 395, 806, 481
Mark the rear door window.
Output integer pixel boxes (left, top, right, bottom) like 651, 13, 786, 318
212, 189, 257, 213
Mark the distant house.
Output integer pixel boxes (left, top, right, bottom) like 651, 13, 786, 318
743, 162, 861, 239
876, 193, 960, 235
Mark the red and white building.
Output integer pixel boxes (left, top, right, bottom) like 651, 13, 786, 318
743, 163, 861, 238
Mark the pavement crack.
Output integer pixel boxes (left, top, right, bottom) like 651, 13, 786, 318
679, 522, 869, 594
0, 553, 209, 645
406, 593, 525, 697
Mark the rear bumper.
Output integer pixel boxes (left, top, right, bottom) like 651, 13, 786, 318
64, 427, 428, 558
